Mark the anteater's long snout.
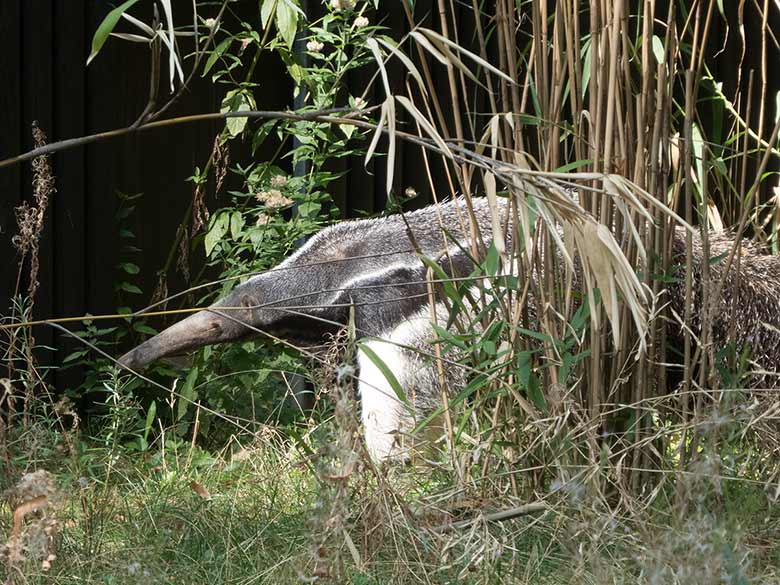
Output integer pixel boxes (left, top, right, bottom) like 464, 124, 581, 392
117, 306, 252, 371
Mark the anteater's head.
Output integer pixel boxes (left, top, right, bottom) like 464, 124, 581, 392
117, 283, 263, 371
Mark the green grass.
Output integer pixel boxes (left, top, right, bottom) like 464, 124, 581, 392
2, 423, 779, 584
1, 431, 315, 584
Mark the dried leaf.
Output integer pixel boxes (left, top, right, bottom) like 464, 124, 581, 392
395, 95, 452, 160
189, 481, 211, 500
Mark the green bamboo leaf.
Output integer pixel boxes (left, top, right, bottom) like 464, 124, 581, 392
87, 0, 141, 65
359, 343, 409, 408
118, 282, 143, 294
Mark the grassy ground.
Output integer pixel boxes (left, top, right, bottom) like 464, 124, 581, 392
1, 429, 315, 584
2, 417, 780, 585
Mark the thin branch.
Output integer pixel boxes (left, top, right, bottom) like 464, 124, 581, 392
0, 107, 373, 170
431, 502, 548, 533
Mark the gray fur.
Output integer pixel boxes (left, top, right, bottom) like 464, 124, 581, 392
669, 229, 780, 387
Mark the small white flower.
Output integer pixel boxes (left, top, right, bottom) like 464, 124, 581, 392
203, 18, 217, 29
330, 0, 356, 10
255, 213, 271, 226
353, 97, 367, 109
354, 16, 369, 27
306, 40, 324, 53
270, 174, 287, 187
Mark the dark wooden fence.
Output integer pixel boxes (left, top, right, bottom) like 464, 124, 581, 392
0, 1, 446, 391
1, 1, 778, 392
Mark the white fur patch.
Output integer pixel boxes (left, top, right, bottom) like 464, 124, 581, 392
357, 315, 434, 461
358, 338, 409, 461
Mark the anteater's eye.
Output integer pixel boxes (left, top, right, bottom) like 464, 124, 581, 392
241, 294, 255, 309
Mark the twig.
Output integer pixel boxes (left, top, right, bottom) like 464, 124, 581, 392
431, 501, 548, 533
145, 0, 231, 123
0, 107, 372, 170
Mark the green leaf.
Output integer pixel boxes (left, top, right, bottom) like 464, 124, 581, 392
261, 0, 278, 29
221, 90, 256, 137
87, 0, 141, 65
297, 201, 321, 218
340, 123, 356, 139
177, 366, 199, 421
205, 212, 229, 256
118, 262, 140, 275
555, 159, 593, 173
229, 210, 245, 239
581, 38, 592, 98
430, 323, 467, 350
144, 401, 157, 442
202, 37, 232, 77
484, 243, 500, 276
358, 343, 409, 408
118, 282, 143, 294
63, 349, 88, 363
276, 0, 298, 49
132, 322, 158, 336
252, 120, 278, 154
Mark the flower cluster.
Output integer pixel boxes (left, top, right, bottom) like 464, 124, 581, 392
255, 189, 293, 208
306, 40, 324, 53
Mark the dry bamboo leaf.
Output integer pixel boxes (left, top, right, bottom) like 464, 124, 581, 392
409, 31, 449, 66
364, 96, 388, 168
375, 37, 427, 96
708, 200, 725, 232
158, 0, 182, 90
483, 172, 506, 256
573, 220, 648, 353
121, 11, 155, 36
366, 38, 391, 97
418, 27, 516, 84
489, 114, 499, 159
156, 29, 185, 85
110, 32, 151, 43
342, 528, 362, 569
386, 97, 396, 194
395, 95, 453, 159
439, 44, 482, 86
